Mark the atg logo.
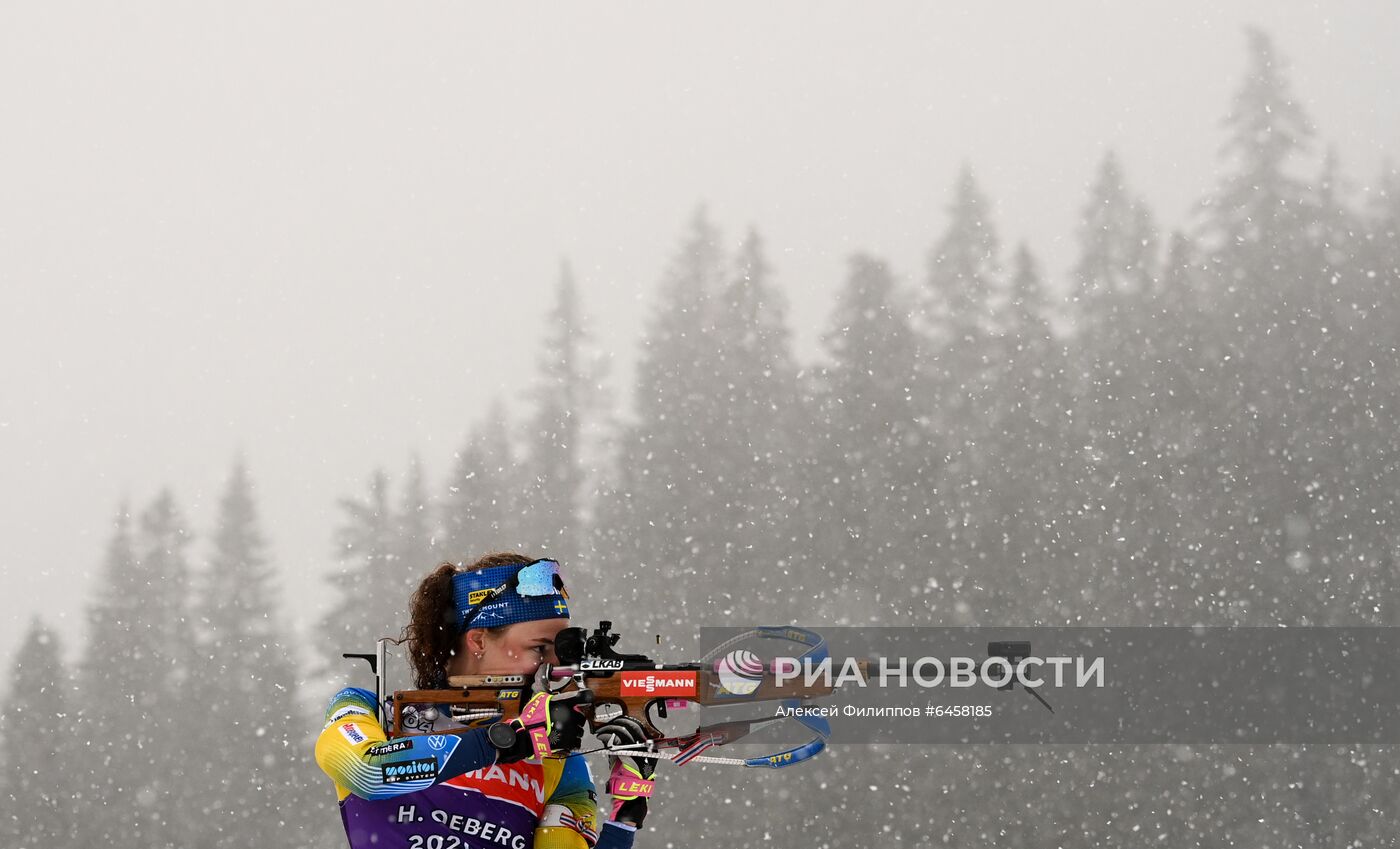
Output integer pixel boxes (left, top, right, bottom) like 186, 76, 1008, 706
619, 672, 697, 697
714, 649, 765, 696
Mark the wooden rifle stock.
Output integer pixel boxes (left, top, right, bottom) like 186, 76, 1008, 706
387, 662, 866, 740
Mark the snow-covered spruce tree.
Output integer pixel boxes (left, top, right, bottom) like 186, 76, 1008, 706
1339, 167, 1400, 624
1195, 28, 1324, 623
921, 163, 1008, 443
1068, 150, 1158, 429
318, 471, 398, 674
919, 166, 1010, 622
980, 243, 1076, 622
704, 228, 805, 617
519, 262, 597, 568
812, 252, 926, 623
1207, 30, 1316, 377
135, 492, 202, 849
73, 507, 137, 847
1073, 151, 1158, 322
190, 461, 315, 849
1198, 26, 1316, 397
588, 209, 789, 846
1063, 154, 1164, 624
593, 206, 730, 631
322, 459, 443, 673
1279, 148, 1400, 624
0, 620, 76, 849
78, 493, 198, 849
1127, 232, 1221, 623
923, 164, 1004, 346
1204, 27, 1314, 253
394, 455, 438, 594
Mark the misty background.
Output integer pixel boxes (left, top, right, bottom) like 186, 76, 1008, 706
3, 2, 1400, 846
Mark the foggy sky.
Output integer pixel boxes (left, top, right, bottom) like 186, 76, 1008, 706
2, 1, 1398, 682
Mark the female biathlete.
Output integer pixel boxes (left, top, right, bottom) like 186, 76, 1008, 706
315, 552, 658, 849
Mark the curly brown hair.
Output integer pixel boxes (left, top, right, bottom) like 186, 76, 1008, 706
404, 551, 535, 688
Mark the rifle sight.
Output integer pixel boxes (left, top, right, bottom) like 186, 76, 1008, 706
555, 620, 653, 666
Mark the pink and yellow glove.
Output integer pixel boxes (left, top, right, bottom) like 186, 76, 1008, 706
594, 716, 657, 828
488, 690, 590, 763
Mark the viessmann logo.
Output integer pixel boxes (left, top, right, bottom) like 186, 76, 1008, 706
619, 672, 698, 697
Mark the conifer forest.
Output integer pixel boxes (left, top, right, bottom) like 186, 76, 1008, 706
4, 20, 1400, 849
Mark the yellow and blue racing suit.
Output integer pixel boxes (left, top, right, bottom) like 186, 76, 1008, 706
315, 687, 638, 849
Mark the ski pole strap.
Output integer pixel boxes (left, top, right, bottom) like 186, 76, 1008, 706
690, 626, 833, 769
740, 698, 830, 769
663, 698, 831, 769
672, 732, 721, 766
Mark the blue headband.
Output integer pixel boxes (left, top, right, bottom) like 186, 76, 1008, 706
452, 560, 570, 631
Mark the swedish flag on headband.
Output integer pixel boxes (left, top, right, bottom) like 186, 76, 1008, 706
452, 560, 570, 630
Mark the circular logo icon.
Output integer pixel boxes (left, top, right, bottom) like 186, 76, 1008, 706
714, 649, 765, 695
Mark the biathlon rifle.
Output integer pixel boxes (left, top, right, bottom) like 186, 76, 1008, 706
346, 622, 834, 768
345, 623, 1049, 769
